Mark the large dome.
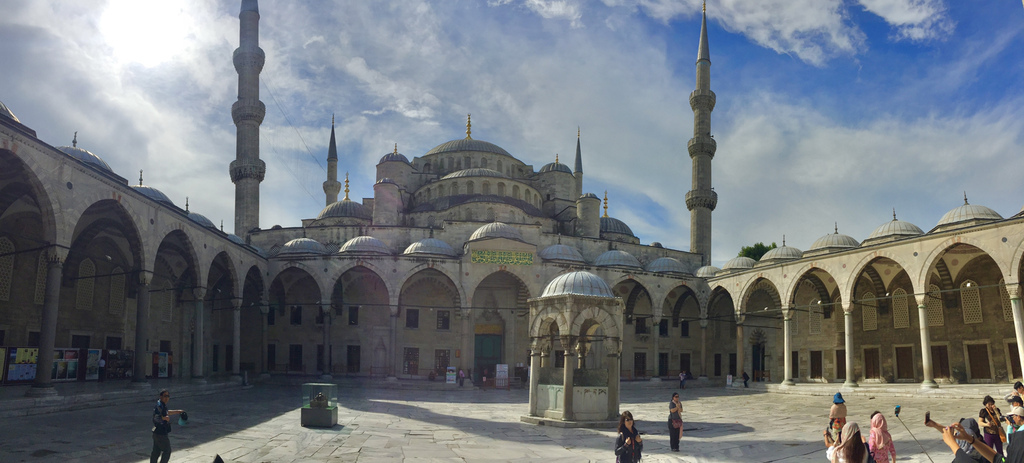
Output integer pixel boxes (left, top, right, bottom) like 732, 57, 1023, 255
403, 238, 457, 257
278, 238, 327, 256
594, 250, 642, 269
132, 185, 175, 207
600, 217, 635, 237
317, 199, 372, 220
722, 256, 756, 270
541, 271, 615, 298
426, 138, 512, 157
441, 168, 509, 180
538, 244, 586, 264
936, 203, 1002, 228
647, 257, 691, 275
58, 145, 113, 173
469, 222, 524, 242
339, 236, 391, 255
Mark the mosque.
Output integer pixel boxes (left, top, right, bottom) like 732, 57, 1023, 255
1, 0, 1022, 396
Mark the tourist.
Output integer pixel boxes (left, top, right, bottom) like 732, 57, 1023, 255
742, 370, 749, 388
458, 368, 465, 387
150, 389, 184, 463
1005, 407, 1024, 441
867, 412, 896, 463
823, 422, 868, 463
679, 370, 686, 389
615, 411, 643, 462
979, 395, 1006, 456
1006, 382, 1024, 406
830, 393, 848, 441
926, 414, 989, 463
668, 392, 683, 452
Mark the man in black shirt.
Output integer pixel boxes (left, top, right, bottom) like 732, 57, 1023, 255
151, 389, 184, 463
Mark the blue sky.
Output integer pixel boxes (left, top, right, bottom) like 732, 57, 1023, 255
1, 0, 1022, 267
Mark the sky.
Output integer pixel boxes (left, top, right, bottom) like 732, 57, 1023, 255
1, 0, 1022, 268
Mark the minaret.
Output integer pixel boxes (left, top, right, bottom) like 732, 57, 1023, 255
685, 1, 717, 266
323, 115, 341, 205
229, 0, 266, 236
574, 127, 583, 199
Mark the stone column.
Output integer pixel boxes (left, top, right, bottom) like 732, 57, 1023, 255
320, 303, 333, 380
699, 319, 708, 378
916, 294, 937, 388
651, 316, 661, 380
192, 288, 206, 382
27, 248, 65, 397
782, 307, 794, 385
608, 340, 622, 420
528, 346, 541, 416
1008, 285, 1024, 383
387, 305, 398, 380
231, 299, 242, 381
735, 316, 744, 386
132, 273, 152, 386
843, 303, 857, 388
461, 308, 472, 377
562, 343, 576, 421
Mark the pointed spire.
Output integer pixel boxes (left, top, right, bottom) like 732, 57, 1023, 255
698, 0, 710, 63
892, 208, 897, 221
220, 220, 224, 231
186, 197, 190, 212
574, 127, 583, 173
963, 191, 969, 205
72, 132, 78, 148
466, 114, 472, 139
138, 170, 144, 186
603, 191, 609, 218
834, 222, 838, 234
344, 172, 350, 200
327, 114, 337, 161
782, 235, 786, 246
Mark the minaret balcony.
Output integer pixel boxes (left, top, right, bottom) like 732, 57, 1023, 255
230, 158, 267, 183
689, 89, 716, 112
232, 99, 266, 125
687, 136, 716, 158
232, 47, 266, 73
685, 189, 718, 211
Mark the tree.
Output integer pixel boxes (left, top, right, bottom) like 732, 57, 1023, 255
738, 242, 777, 261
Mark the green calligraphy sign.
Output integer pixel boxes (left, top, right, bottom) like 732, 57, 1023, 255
471, 250, 534, 266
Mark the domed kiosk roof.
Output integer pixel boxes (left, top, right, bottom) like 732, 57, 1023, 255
339, 236, 391, 255
187, 211, 216, 229
594, 250, 642, 269
936, 198, 1002, 229
278, 238, 327, 256
317, 199, 372, 220
695, 266, 720, 278
601, 217, 635, 237
647, 257, 690, 275
378, 145, 410, 164
441, 168, 509, 180
759, 243, 803, 263
722, 256, 756, 270
809, 230, 860, 251
403, 238, 457, 257
538, 244, 586, 264
469, 222, 524, 242
58, 140, 114, 173
541, 271, 615, 298
132, 184, 174, 207
865, 212, 923, 243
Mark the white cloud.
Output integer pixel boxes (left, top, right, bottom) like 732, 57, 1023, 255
491, 0, 584, 27
857, 0, 955, 41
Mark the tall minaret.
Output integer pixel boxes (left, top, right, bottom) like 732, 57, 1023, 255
573, 127, 583, 199
230, 0, 266, 236
686, 1, 717, 266
323, 115, 341, 205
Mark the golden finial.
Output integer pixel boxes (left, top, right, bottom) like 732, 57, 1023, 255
578, 126, 580, 138
555, 153, 559, 164
394, 143, 398, 155
466, 114, 472, 139
344, 172, 350, 200
185, 197, 190, 212
703, 1, 706, 13
332, 113, 335, 126
72, 131, 78, 148
138, 170, 144, 186
603, 191, 609, 218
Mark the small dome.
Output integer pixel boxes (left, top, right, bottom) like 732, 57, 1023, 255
647, 257, 690, 275
426, 138, 513, 157
441, 168, 509, 180
695, 266, 720, 278
403, 238, 457, 257
760, 245, 803, 262
809, 232, 860, 251
651, 242, 663, 248
538, 244, 586, 263
227, 234, 246, 245
469, 222, 524, 241
379, 151, 410, 164
937, 203, 1002, 227
601, 217, 635, 237
722, 256, 756, 270
594, 250, 642, 269
580, 193, 600, 200
867, 218, 923, 240
278, 238, 327, 256
317, 199, 372, 221
132, 185, 175, 207
539, 162, 572, 174
339, 236, 391, 255
58, 145, 113, 173
0, 100, 20, 123
541, 271, 615, 298
187, 211, 216, 229
376, 177, 396, 185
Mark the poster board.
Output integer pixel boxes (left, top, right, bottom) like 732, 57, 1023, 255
445, 366, 456, 384
84, 349, 101, 381
105, 350, 134, 380
495, 364, 509, 389
51, 348, 79, 382
157, 352, 169, 378
5, 347, 39, 384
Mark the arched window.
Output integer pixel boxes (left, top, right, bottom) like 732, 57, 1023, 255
465, 209, 474, 221
0, 237, 13, 301
861, 291, 877, 331
808, 298, 822, 335
438, 159, 445, 171
512, 185, 520, 199
481, 158, 488, 168
496, 160, 503, 172
1000, 279, 1013, 322
109, 266, 125, 315
892, 288, 909, 329
497, 183, 506, 196
424, 162, 432, 173
467, 182, 475, 195
451, 182, 458, 195
464, 156, 472, 169
76, 258, 96, 311
927, 284, 944, 326
486, 208, 495, 221
482, 182, 491, 195
961, 280, 982, 324
448, 156, 455, 171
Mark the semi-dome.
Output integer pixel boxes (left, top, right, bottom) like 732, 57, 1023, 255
600, 217, 635, 237
317, 199, 372, 220
426, 138, 513, 157
469, 222, 523, 242
0, 100, 20, 123
695, 266, 720, 278
538, 244, 586, 263
594, 250, 642, 269
403, 238, 457, 257
647, 257, 690, 275
187, 211, 216, 229
441, 168, 509, 180
809, 231, 860, 251
540, 271, 615, 298
57, 145, 113, 173
722, 256, 756, 270
278, 238, 327, 255
132, 185, 175, 207
539, 162, 572, 174
867, 216, 923, 241
936, 202, 1002, 228
759, 244, 803, 263
339, 236, 391, 255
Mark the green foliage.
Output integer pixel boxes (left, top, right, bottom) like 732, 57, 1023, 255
738, 242, 777, 261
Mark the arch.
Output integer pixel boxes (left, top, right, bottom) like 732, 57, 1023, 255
0, 148, 59, 245
529, 310, 570, 341
739, 277, 782, 314
663, 284, 699, 326
328, 260, 397, 301
918, 236, 1010, 294
842, 250, 917, 310
570, 305, 621, 339
397, 264, 466, 306
399, 267, 462, 310
206, 251, 238, 311
787, 267, 836, 308
153, 229, 201, 297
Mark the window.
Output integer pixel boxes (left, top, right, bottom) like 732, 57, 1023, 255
555, 350, 565, 368
403, 347, 419, 375
809, 303, 823, 335
861, 292, 877, 331
316, 307, 325, 325
892, 288, 910, 329
105, 336, 122, 350
349, 306, 359, 325
680, 320, 690, 337
658, 319, 668, 337
927, 285, 944, 326
635, 317, 649, 334
267, 305, 276, 325
406, 308, 419, 329
1002, 279, 1014, 322
961, 280, 982, 324
71, 335, 90, 349
290, 305, 302, 325
436, 310, 450, 330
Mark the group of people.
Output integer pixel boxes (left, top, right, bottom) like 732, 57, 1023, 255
822, 393, 896, 463
615, 392, 685, 462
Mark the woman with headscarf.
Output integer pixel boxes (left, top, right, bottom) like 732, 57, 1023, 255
867, 412, 896, 463
829, 393, 848, 441
824, 422, 867, 463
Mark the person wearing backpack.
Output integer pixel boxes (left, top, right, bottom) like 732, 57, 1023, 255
614, 410, 643, 463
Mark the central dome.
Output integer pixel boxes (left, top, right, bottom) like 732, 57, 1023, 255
441, 168, 509, 180
426, 138, 512, 157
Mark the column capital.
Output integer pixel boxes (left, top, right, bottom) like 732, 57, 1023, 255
699, 319, 708, 329
44, 244, 69, 265
232, 298, 243, 310
1007, 282, 1022, 300
734, 313, 745, 325
137, 270, 151, 286
192, 287, 207, 300
781, 305, 793, 321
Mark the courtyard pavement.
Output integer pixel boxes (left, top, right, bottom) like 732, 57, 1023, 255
0, 378, 1012, 462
